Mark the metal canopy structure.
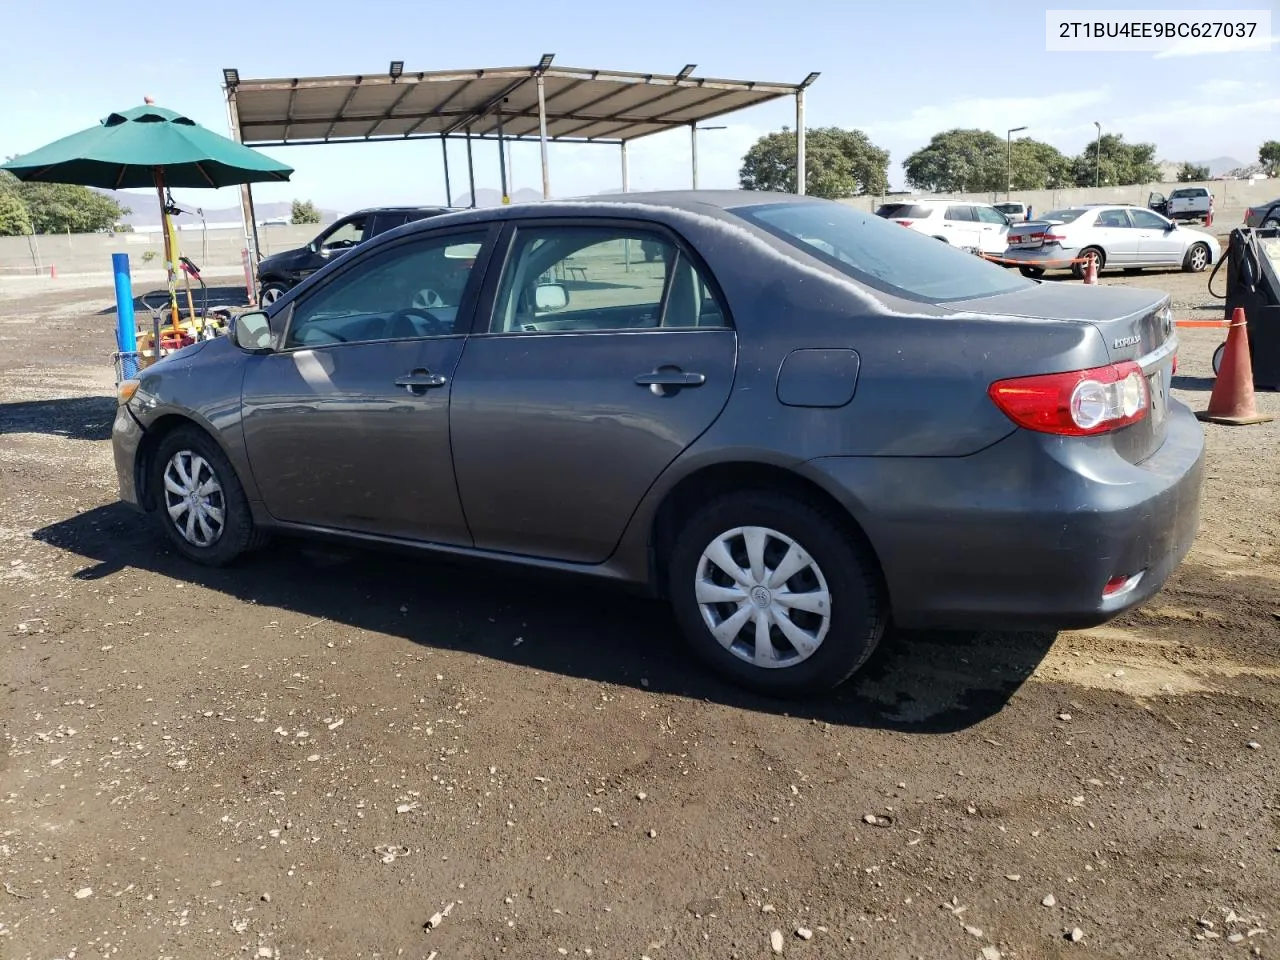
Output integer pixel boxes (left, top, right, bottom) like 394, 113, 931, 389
221, 56, 819, 299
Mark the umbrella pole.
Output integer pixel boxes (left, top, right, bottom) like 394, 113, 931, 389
153, 168, 181, 342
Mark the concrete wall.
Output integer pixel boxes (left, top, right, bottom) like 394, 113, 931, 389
0, 224, 322, 277
2, 177, 1274, 278
839, 178, 1277, 225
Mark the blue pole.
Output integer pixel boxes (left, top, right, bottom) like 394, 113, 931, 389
112, 253, 138, 381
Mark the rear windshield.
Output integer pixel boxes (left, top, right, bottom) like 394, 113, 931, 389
875, 203, 933, 219
1169, 188, 1207, 198
732, 201, 1032, 304
1038, 208, 1088, 223
994, 203, 1023, 213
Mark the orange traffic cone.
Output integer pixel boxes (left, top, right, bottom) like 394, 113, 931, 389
1204, 207, 1213, 228
1196, 308, 1275, 425
1083, 255, 1098, 285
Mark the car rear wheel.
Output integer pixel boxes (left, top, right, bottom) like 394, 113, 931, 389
667, 491, 886, 698
1019, 266, 1045, 279
259, 282, 289, 305
1183, 243, 1211, 273
1072, 247, 1104, 280
151, 425, 266, 566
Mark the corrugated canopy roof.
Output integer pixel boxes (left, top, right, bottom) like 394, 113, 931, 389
224, 57, 818, 146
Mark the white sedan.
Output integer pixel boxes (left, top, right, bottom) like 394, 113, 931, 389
1001, 204, 1220, 279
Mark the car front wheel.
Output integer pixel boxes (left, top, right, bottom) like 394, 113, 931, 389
1183, 243, 1211, 273
1019, 266, 1045, 279
151, 425, 266, 566
667, 492, 886, 698
259, 281, 290, 305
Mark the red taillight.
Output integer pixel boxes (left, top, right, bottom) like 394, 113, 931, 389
1042, 231, 1068, 244
988, 361, 1150, 436
895, 219, 914, 227
1171, 352, 1178, 375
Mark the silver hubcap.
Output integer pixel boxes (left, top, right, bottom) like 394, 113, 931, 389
695, 525, 831, 669
1191, 247, 1207, 269
261, 287, 283, 304
163, 450, 225, 548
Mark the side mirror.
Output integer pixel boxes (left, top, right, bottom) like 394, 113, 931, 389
233, 310, 274, 352
1165, 222, 1177, 232
534, 283, 569, 312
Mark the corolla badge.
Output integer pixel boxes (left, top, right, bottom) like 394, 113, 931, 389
1113, 334, 1142, 348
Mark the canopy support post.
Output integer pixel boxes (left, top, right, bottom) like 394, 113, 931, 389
465, 127, 476, 208
795, 89, 806, 196
441, 136, 453, 206
536, 73, 551, 200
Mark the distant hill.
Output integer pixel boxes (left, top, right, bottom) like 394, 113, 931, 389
451, 187, 544, 207
1195, 156, 1246, 178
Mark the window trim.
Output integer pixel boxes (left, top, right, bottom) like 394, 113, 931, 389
468, 217, 735, 338
275, 223, 500, 353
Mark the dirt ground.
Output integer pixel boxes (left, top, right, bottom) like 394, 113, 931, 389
1, 263, 1278, 960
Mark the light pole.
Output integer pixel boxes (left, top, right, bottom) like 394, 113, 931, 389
691, 125, 727, 189
1094, 121, 1102, 188
1007, 125, 1027, 200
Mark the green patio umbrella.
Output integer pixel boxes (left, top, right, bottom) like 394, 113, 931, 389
2, 100, 292, 335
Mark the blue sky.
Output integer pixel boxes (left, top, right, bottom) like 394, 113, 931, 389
2, 0, 1276, 217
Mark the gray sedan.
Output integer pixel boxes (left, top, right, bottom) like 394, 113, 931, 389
1003, 204, 1220, 279
112, 191, 1204, 698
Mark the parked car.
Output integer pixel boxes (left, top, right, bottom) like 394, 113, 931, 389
112, 191, 1203, 698
873, 198, 1011, 255
1003, 204, 1220, 278
993, 201, 1030, 223
1244, 198, 1280, 229
1151, 186, 1213, 222
256, 206, 456, 304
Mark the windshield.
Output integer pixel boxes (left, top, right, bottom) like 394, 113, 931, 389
1038, 208, 1088, 223
730, 201, 1031, 303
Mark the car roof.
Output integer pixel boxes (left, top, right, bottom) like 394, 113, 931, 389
349, 205, 458, 214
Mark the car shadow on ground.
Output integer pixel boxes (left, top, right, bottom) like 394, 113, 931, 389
1172, 375, 1217, 392
33, 503, 1058, 735
94, 285, 249, 316
0, 396, 115, 441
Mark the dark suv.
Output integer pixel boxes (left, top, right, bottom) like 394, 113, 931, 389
256, 206, 455, 303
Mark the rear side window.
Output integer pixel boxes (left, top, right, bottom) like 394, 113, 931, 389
945, 205, 976, 222
875, 203, 933, 219
733, 201, 1032, 304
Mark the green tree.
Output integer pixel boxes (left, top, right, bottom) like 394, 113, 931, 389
739, 127, 889, 198
0, 175, 127, 233
1177, 162, 1210, 182
1260, 140, 1280, 176
904, 129, 1004, 193
1009, 138, 1073, 190
0, 190, 31, 236
291, 199, 321, 224
1070, 133, 1161, 187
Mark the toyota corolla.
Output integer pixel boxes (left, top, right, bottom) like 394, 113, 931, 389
112, 191, 1204, 698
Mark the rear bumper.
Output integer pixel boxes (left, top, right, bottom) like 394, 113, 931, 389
1000, 246, 1079, 268
805, 399, 1205, 631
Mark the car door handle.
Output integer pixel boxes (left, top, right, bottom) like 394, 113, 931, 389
634, 370, 706, 387
394, 369, 448, 394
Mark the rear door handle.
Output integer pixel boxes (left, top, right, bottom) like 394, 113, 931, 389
395, 368, 448, 395
634, 370, 706, 387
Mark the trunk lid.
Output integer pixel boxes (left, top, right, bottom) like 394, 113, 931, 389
1006, 218, 1063, 249
953, 283, 1177, 464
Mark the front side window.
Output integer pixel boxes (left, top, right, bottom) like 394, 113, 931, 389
489, 226, 727, 333
285, 232, 487, 348
733, 201, 1032, 303
319, 216, 368, 253
1128, 208, 1171, 230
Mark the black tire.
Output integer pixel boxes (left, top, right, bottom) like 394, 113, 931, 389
1212, 342, 1225, 376
666, 491, 886, 698
259, 281, 290, 305
1019, 266, 1045, 279
150, 425, 267, 566
1071, 247, 1104, 280
1182, 242, 1211, 273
